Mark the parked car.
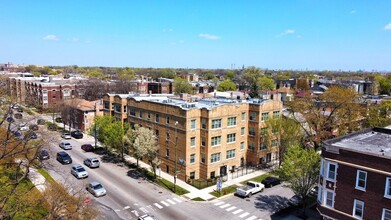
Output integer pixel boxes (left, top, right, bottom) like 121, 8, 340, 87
71, 164, 89, 179
61, 133, 72, 139
19, 123, 29, 131
29, 124, 39, 131
16, 107, 23, 113
14, 113, 22, 119
138, 214, 155, 220
59, 142, 72, 150
71, 130, 83, 139
6, 116, 15, 122
38, 149, 50, 161
84, 158, 100, 168
236, 181, 265, 198
81, 144, 94, 152
37, 119, 46, 125
12, 130, 23, 139
56, 151, 72, 164
25, 131, 37, 139
86, 181, 106, 197
288, 195, 304, 207
261, 177, 281, 188
48, 124, 56, 131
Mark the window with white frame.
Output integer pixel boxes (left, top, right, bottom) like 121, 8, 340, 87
273, 111, 280, 118
241, 112, 246, 121
201, 137, 205, 146
155, 114, 160, 123
249, 112, 257, 121
353, 199, 364, 219
241, 127, 245, 136
201, 154, 205, 164
211, 119, 222, 129
191, 119, 196, 129
325, 191, 334, 208
248, 142, 255, 151
355, 170, 367, 191
211, 136, 221, 146
385, 177, 391, 198
227, 133, 236, 143
139, 110, 143, 118
261, 112, 269, 121
210, 153, 221, 163
129, 107, 136, 116
317, 187, 323, 203
320, 159, 324, 176
382, 208, 391, 220
327, 162, 337, 181
260, 127, 268, 137
259, 142, 267, 150
226, 149, 235, 159
227, 117, 237, 126
249, 127, 256, 136
240, 142, 245, 150
190, 137, 196, 147
190, 154, 195, 164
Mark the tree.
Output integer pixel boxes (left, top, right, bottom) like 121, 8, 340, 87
173, 77, 192, 94
161, 68, 176, 79
86, 68, 105, 79
258, 77, 275, 91
92, 115, 116, 143
117, 67, 135, 81
217, 80, 237, 92
226, 70, 235, 80
374, 74, 391, 94
243, 67, 264, 98
204, 72, 216, 80
276, 145, 320, 217
103, 121, 126, 159
365, 101, 391, 127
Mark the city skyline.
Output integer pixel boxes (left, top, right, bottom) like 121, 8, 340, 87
1, 0, 391, 71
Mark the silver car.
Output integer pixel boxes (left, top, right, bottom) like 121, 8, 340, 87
61, 133, 71, 139
86, 181, 106, 197
59, 142, 72, 150
71, 164, 89, 179
84, 158, 100, 168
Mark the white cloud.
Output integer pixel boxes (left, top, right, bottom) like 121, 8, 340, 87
350, 10, 356, 14
276, 29, 295, 37
199, 33, 221, 40
43, 34, 59, 41
384, 23, 391, 30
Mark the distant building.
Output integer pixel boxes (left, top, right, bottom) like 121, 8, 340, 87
318, 127, 391, 220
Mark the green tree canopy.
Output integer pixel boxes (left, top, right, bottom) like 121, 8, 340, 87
217, 80, 237, 92
117, 67, 135, 81
366, 101, 391, 127
258, 77, 275, 91
243, 67, 264, 98
204, 72, 216, 80
174, 77, 192, 94
374, 74, 391, 94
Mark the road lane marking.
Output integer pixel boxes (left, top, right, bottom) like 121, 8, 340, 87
154, 203, 163, 209
124, 206, 130, 210
173, 198, 182, 203
233, 209, 243, 214
161, 200, 170, 206
139, 207, 148, 213
239, 212, 250, 218
131, 210, 139, 217
214, 201, 225, 206
146, 205, 154, 211
226, 206, 236, 211
245, 216, 257, 220
220, 203, 231, 209
167, 199, 176, 205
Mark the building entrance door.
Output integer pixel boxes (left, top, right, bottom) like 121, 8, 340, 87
220, 165, 227, 176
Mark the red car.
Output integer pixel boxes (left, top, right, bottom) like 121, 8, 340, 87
81, 144, 94, 152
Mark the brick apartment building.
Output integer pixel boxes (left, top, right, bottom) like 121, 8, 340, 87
318, 127, 391, 220
103, 93, 283, 181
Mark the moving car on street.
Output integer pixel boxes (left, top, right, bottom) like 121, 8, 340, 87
86, 181, 106, 197
71, 164, 89, 179
61, 133, 72, 139
38, 149, 50, 161
261, 177, 281, 188
59, 142, 72, 150
84, 158, 100, 168
56, 151, 72, 164
236, 181, 265, 198
71, 130, 83, 139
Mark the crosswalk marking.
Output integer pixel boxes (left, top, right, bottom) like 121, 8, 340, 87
239, 212, 250, 218
161, 200, 170, 206
214, 201, 225, 206
220, 203, 231, 209
233, 209, 243, 215
226, 206, 236, 211
139, 207, 148, 213
167, 199, 176, 205
124, 206, 130, 210
154, 203, 163, 209
173, 198, 182, 203
245, 216, 257, 220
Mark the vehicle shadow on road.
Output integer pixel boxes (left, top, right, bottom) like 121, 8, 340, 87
126, 169, 144, 180
254, 195, 289, 212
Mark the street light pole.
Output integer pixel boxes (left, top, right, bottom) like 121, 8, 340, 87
174, 121, 178, 192
94, 102, 97, 148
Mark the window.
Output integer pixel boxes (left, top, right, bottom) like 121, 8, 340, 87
201, 137, 206, 146
261, 112, 269, 121
325, 191, 334, 208
166, 116, 170, 124
320, 159, 324, 176
155, 129, 159, 138
226, 149, 236, 159
190, 171, 195, 179
155, 114, 160, 123
148, 112, 151, 120
353, 199, 364, 219
211, 136, 221, 146
273, 111, 280, 118
129, 107, 136, 116
240, 142, 245, 150
190, 154, 195, 164
191, 119, 196, 129
317, 187, 323, 203
271, 139, 278, 147
166, 149, 170, 157
241, 112, 246, 121
210, 171, 216, 179
260, 142, 267, 150
190, 137, 196, 147
260, 127, 268, 137
212, 119, 222, 129
201, 118, 207, 129
249, 127, 256, 136
356, 170, 367, 191
248, 142, 255, 151
166, 132, 170, 140
327, 162, 337, 181
227, 133, 236, 143
249, 112, 257, 121
114, 104, 121, 113
123, 106, 127, 113
385, 177, 391, 198
241, 127, 245, 136
382, 208, 391, 220
227, 117, 236, 126
211, 153, 221, 163
139, 110, 143, 118
104, 101, 110, 109
201, 154, 205, 163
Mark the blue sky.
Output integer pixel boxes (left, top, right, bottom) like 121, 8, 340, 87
1, 0, 391, 71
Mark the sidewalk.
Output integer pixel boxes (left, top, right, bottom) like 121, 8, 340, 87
52, 119, 271, 201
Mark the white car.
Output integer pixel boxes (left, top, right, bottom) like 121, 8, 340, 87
19, 123, 29, 131
71, 164, 89, 179
59, 142, 72, 150
61, 133, 72, 139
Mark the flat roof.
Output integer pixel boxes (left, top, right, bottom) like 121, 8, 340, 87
324, 127, 391, 158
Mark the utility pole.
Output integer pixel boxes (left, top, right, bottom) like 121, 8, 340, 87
94, 102, 97, 148
174, 121, 178, 192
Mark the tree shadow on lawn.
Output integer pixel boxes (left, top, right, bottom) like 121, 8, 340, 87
126, 169, 144, 180
255, 194, 290, 212
100, 154, 124, 166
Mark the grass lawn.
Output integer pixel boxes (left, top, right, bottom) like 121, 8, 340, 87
37, 168, 56, 185
143, 169, 189, 195
210, 185, 238, 197
241, 173, 273, 185
191, 197, 206, 201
